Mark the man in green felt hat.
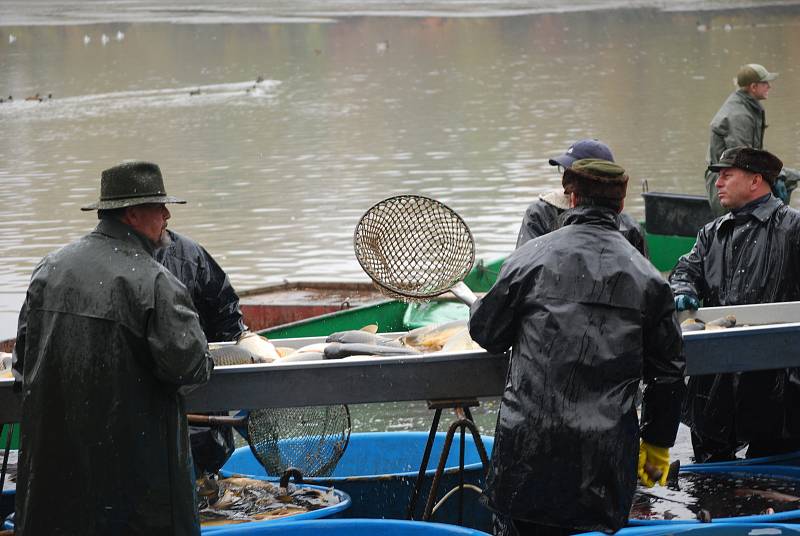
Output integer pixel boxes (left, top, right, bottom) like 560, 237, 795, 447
87, 161, 277, 476
470, 159, 685, 535
13, 160, 213, 534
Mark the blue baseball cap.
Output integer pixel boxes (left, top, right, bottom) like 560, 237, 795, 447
549, 139, 615, 169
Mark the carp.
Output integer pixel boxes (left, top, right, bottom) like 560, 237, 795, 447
209, 345, 259, 366
401, 320, 471, 352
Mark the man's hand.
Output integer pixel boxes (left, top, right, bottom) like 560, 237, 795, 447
674, 294, 700, 312
638, 441, 670, 487
236, 331, 279, 363
773, 178, 790, 205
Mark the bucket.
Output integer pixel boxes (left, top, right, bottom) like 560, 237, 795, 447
220, 432, 494, 530
205, 518, 491, 535
202, 483, 351, 533
582, 523, 800, 536
1, 486, 349, 533
629, 465, 800, 525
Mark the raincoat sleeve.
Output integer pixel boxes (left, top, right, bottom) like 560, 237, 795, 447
618, 213, 648, 257
11, 295, 28, 392
147, 271, 214, 390
195, 245, 247, 343
669, 224, 712, 300
715, 112, 756, 152
639, 281, 686, 448
469, 261, 524, 354
516, 204, 555, 249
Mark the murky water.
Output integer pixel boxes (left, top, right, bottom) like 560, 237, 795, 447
631, 471, 800, 521
3, 2, 800, 339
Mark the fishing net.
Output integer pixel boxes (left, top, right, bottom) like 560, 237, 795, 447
353, 195, 475, 302
246, 405, 351, 478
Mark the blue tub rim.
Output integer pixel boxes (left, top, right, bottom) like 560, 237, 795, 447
220, 431, 494, 481
628, 464, 800, 526
204, 517, 492, 535
583, 522, 800, 536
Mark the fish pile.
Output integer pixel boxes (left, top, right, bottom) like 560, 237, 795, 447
0, 352, 12, 379
631, 471, 800, 521
197, 476, 340, 527
0, 449, 16, 493
681, 315, 737, 333
270, 320, 483, 363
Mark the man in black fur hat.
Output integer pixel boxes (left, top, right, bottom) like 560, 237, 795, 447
672, 146, 800, 462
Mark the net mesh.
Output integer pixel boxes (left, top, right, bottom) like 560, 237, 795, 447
353, 195, 475, 302
246, 405, 351, 478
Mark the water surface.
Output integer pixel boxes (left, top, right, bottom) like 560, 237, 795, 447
2, 4, 800, 337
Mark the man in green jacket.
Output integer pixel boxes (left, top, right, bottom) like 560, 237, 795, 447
705, 63, 796, 215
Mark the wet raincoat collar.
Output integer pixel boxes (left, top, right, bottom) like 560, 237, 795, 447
560, 205, 620, 229
94, 218, 156, 256
719, 193, 782, 227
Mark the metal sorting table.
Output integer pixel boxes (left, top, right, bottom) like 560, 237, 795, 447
2, 301, 800, 422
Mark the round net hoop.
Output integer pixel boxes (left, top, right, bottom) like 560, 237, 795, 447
353, 195, 475, 302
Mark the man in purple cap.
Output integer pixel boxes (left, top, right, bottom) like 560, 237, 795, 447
516, 139, 646, 257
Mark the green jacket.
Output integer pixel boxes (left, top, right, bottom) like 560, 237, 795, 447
705, 89, 766, 215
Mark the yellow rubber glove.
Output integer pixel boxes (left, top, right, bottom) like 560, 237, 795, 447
638, 441, 670, 487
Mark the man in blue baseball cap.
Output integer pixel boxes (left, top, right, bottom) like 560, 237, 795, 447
516, 139, 646, 256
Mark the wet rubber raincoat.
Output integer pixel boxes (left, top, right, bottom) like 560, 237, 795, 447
156, 230, 245, 473
12, 218, 213, 535
516, 199, 647, 257
670, 194, 800, 459
705, 89, 766, 215
471, 206, 685, 532
155, 230, 246, 343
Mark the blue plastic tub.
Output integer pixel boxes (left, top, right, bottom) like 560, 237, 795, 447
583, 523, 800, 536
1, 489, 13, 521
2, 486, 349, 533
629, 465, 800, 526
206, 518, 491, 535
221, 432, 494, 530
202, 483, 351, 533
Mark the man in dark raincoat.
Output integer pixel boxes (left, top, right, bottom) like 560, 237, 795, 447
12, 161, 214, 535
672, 146, 800, 463
704, 63, 797, 215
516, 138, 646, 256
471, 159, 685, 536
156, 230, 278, 475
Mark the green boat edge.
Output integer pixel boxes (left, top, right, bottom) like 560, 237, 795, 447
0, 229, 696, 451
261, 226, 694, 341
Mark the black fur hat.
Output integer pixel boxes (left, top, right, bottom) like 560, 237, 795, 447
708, 147, 783, 184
